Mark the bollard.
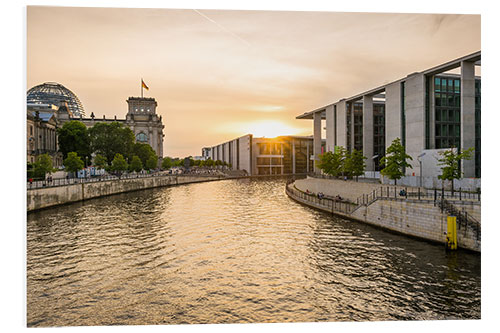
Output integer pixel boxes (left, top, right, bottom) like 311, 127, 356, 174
446, 216, 458, 250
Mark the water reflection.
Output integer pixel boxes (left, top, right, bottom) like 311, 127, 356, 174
27, 178, 480, 326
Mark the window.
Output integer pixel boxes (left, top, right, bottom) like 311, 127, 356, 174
136, 132, 148, 142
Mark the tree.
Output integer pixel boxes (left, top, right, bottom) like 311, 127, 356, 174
111, 153, 128, 177
161, 157, 173, 170
129, 155, 143, 172
380, 138, 413, 185
93, 154, 108, 170
64, 152, 84, 176
89, 122, 135, 165
437, 147, 474, 193
205, 158, 215, 167
316, 147, 348, 178
57, 120, 91, 166
145, 155, 158, 170
33, 153, 53, 179
348, 149, 367, 181
131, 142, 157, 167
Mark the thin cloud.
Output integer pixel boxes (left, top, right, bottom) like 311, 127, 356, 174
193, 9, 252, 47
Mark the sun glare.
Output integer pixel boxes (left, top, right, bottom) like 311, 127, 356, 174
246, 120, 302, 138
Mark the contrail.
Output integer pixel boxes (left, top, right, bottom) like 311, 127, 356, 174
193, 9, 252, 47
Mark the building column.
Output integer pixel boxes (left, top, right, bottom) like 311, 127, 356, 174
325, 105, 335, 152
428, 76, 436, 149
292, 140, 296, 174
362, 95, 374, 171
384, 81, 402, 150
306, 143, 310, 173
404, 73, 426, 173
461, 61, 476, 178
336, 100, 347, 148
313, 111, 322, 173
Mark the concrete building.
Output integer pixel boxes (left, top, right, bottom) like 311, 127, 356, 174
297, 51, 481, 179
205, 134, 325, 175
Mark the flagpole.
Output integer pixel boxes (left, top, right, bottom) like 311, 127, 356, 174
141, 78, 143, 98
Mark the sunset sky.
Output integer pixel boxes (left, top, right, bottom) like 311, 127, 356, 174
27, 6, 480, 157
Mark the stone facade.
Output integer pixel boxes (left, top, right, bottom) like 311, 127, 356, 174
27, 104, 64, 167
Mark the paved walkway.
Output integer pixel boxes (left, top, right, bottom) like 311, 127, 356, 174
294, 177, 404, 203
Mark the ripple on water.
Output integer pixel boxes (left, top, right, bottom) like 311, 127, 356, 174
27, 178, 481, 327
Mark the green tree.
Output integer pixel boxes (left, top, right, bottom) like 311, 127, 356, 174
161, 157, 173, 170
33, 154, 53, 179
89, 122, 135, 165
93, 154, 108, 170
131, 142, 157, 167
380, 138, 413, 185
348, 149, 367, 182
111, 153, 128, 177
57, 120, 91, 166
145, 155, 158, 170
316, 147, 348, 178
63, 152, 84, 176
437, 147, 474, 193
129, 155, 143, 172
205, 158, 215, 167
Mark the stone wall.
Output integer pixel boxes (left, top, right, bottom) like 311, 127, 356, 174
349, 198, 480, 252
27, 175, 221, 212
287, 181, 481, 252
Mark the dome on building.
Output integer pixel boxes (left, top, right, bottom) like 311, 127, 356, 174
27, 82, 85, 117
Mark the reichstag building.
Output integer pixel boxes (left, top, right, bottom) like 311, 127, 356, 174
27, 82, 164, 166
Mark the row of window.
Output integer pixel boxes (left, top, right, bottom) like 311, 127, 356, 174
435, 77, 460, 93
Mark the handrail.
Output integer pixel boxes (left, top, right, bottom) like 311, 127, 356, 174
438, 198, 481, 241
285, 183, 355, 215
27, 170, 232, 190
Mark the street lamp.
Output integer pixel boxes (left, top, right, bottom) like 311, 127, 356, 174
417, 152, 426, 188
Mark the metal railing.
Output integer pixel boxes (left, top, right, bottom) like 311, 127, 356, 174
438, 198, 481, 241
354, 186, 480, 205
27, 170, 232, 190
285, 182, 355, 215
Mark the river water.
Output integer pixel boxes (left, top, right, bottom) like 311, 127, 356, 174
27, 178, 480, 326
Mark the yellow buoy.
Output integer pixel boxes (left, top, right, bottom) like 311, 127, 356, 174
446, 216, 458, 250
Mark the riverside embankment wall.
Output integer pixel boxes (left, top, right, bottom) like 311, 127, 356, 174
287, 181, 481, 252
27, 175, 222, 212
350, 198, 480, 252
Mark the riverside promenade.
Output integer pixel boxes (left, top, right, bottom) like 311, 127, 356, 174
287, 176, 481, 252
27, 173, 240, 212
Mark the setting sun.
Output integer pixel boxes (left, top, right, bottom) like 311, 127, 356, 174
216, 120, 306, 138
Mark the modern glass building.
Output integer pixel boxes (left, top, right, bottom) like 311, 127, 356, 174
297, 51, 481, 179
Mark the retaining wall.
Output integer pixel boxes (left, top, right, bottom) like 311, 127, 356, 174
27, 175, 221, 212
286, 183, 481, 252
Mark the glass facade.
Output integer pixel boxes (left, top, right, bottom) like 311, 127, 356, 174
434, 76, 461, 149
353, 102, 363, 152
373, 103, 385, 171
401, 81, 406, 147
346, 102, 352, 152
475, 80, 481, 178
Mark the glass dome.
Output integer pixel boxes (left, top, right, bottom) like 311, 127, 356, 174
27, 82, 85, 117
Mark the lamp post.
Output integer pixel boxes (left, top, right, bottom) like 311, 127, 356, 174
417, 152, 426, 188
